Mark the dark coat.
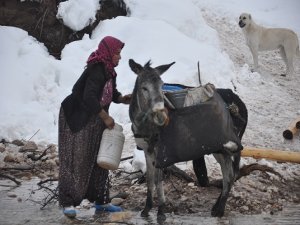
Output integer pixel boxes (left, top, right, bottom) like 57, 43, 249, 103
61, 62, 121, 133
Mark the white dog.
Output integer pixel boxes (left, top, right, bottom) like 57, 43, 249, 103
239, 13, 299, 76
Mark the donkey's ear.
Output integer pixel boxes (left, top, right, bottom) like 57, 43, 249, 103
129, 59, 143, 75
155, 62, 175, 76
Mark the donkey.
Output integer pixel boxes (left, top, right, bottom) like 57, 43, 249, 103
128, 59, 245, 220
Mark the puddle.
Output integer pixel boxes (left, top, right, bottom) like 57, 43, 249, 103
0, 178, 220, 225
1, 178, 299, 225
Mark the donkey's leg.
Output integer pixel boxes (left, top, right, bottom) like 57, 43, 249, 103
141, 149, 155, 217
155, 167, 166, 222
193, 157, 209, 187
232, 152, 241, 181
211, 153, 235, 217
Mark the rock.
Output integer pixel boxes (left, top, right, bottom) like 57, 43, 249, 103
47, 144, 57, 154
18, 172, 32, 180
111, 192, 129, 199
19, 141, 38, 152
53, 173, 59, 180
7, 192, 17, 198
48, 153, 58, 160
15, 155, 25, 163
12, 139, 24, 146
45, 159, 56, 168
187, 182, 194, 187
4, 154, 17, 162
0, 145, 5, 153
180, 196, 188, 201
241, 205, 249, 211
111, 198, 125, 206
37, 173, 47, 179
55, 158, 59, 166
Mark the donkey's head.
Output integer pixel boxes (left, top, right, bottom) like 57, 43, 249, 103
129, 59, 175, 127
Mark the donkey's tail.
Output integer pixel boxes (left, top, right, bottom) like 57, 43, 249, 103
296, 44, 300, 57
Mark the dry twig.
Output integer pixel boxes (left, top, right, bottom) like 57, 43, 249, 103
0, 173, 21, 185
237, 163, 282, 181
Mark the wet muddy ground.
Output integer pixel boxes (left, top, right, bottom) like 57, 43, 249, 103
0, 181, 299, 225
1, 160, 300, 225
1, 140, 300, 225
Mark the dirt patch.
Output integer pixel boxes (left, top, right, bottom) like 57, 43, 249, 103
110, 159, 300, 217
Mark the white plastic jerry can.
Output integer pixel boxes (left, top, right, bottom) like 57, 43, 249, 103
97, 123, 125, 170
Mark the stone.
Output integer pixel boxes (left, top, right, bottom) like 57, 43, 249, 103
111, 198, 125, 206
19, 141, 38, 152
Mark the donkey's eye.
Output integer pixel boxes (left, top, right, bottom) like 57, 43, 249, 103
142, 87, 148, 92
243, 17, 246, 20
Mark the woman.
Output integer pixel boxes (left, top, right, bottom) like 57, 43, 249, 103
58, 36, 131, 218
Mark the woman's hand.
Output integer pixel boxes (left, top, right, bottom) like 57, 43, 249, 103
118, 94, 132, 105
103, 116, 115, 129
99, 110, 115, 129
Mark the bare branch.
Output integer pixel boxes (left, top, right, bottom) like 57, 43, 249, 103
237, 163, 283, 181
0, 173, 21, 185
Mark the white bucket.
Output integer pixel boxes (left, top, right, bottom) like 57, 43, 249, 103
97, 123, 125, 170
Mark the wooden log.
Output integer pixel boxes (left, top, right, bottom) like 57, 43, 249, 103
283, 117, 300, 139
241, 147, 300, 164
283, 126, 299, 140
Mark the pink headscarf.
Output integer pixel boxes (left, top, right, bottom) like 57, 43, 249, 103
87, 36, 124, 107
87, 36, 124, 77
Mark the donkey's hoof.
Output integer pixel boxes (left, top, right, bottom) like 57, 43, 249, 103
141, 210, 149, 217
157, 213, 166, 223
197, 176, 209, 187
211, 208, 224, 217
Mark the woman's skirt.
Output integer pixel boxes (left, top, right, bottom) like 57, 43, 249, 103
58, 107, 109, 207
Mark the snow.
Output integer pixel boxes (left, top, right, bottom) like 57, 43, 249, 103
56, 0, 100, 31
0, 0, 299, 174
